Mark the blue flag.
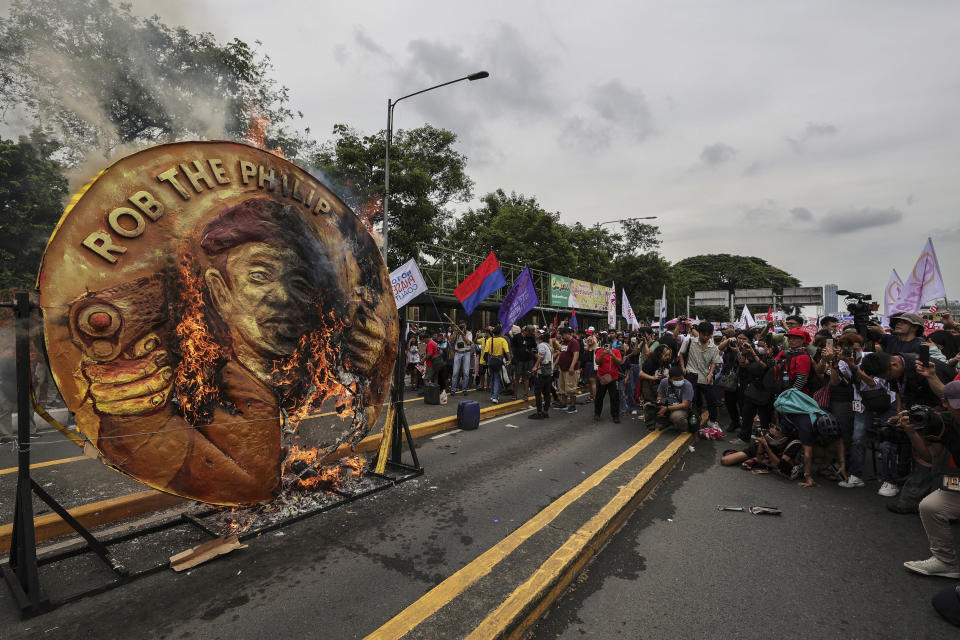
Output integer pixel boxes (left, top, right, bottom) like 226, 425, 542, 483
497, 266, 539, 330
455, 251, 507, 316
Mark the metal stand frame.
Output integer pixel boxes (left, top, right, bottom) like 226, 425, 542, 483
1, 293, 131, 616
377, 317, 423, 479
2, 297, 423, 618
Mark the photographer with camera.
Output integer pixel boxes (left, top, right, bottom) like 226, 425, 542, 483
640, 344, 674, 429
593, 337, 623, 423
868, 313, 925, 355
836, 351, 899, 492
878, 350, 957, 512
649, 364, 694, 431
901, 381, 960, 579
735, 332, 777, 443
678, 321, 723, 430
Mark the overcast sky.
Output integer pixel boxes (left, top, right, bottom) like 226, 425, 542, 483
18, 1, 960, 303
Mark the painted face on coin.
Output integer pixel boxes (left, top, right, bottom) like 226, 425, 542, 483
39, 141, 398, 505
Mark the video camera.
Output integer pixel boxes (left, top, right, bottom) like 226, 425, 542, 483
837, 289, 873, 336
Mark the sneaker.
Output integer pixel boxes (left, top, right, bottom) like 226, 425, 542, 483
878, 481, 899, 497
528, 412, 545, 420
838, 475, 865, 488
630, 409, 638, 415
904, 556, 960, 579
566, 406, 578, 414
491, 398, 499, 404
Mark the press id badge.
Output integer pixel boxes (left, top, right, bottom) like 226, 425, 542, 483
943, 476, 960, 492
852, 399, 863, 413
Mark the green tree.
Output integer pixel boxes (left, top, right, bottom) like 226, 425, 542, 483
313, 123, 473, 268
0, 0, 310, 165
446, 189, 576, 273
0, 133, 68, 289
673, 254, 800, 295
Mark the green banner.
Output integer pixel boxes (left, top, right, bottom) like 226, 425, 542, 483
550, 274, 571, 306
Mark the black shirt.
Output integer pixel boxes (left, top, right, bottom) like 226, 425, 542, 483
874, 333, 923, 356
898, 353, 954, 408
512, 334, 535, 362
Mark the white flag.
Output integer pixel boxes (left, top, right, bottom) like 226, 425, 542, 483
607, 281, 617, 329
883, 268, 904, 320
621, 288, 639, 329
890, 238, 947, 315
739, 304, 756, 328
659, 285, 667, 334
389, 258, 428, 309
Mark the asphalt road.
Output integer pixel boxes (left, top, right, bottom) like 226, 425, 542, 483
529, 437, 958, 639
0, 396, 659, 639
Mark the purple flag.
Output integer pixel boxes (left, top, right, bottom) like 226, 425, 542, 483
498, 267, 539, 330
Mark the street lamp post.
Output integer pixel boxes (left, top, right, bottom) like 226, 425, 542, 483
594, 216, 658, 253
382, 70, 489, 266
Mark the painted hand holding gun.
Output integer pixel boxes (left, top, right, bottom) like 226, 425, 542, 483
70, 274, 173, 416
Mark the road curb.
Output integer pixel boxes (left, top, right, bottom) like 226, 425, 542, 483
1, 396, 535, 551
0, 490, 186, 551
468, 432, 696, 640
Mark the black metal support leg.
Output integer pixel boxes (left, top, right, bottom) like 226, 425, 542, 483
1, 292, 50, 615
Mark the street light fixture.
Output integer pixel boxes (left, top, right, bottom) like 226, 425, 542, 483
594, 216, 658, 251
381, 70, 490, 266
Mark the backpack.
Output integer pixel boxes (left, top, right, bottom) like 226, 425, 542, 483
766, 352, 804, 395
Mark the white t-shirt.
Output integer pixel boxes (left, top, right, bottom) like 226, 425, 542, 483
536, 342, 553, 373
454, 330, 473, 353
838, 360, 894, 412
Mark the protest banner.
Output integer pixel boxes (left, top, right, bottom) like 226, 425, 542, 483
390, 258, 428, 309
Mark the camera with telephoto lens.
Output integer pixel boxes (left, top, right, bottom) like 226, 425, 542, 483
869, 417, 910, 444
837, 289, 873, 335
644, 398, 671, 411
907, 404, 941, 435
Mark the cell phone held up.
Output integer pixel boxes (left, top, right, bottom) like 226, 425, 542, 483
919, 344, 930, 366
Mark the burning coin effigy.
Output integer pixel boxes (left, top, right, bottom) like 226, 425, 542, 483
38, 141, 398, 505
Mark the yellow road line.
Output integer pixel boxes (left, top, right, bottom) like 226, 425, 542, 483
465, 432, 693, 640
362, 430, 664, 640
0, 387, 485, 476
0, 456, 89, 476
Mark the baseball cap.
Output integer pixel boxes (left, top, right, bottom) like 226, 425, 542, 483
587, 326, 595, 332
932, 583, 960, 627
943, 381, 960, 410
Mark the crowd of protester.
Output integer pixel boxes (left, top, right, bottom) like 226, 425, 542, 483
404, 308, 960, 589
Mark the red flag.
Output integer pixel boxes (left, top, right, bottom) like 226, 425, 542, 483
552, 312, 558, 334
766, 306, 773, 324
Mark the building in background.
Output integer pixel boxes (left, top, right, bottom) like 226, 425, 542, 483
824, 284, 839, 315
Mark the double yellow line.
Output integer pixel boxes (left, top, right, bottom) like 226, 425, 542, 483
365, 430, 692, 640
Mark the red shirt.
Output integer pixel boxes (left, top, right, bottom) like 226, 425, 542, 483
556, 337, 581, 371
595, 348, 622, 380
425, 340, 439, 367
777, 350, 812, 394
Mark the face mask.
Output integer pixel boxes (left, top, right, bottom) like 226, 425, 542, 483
671, 380, 685, 388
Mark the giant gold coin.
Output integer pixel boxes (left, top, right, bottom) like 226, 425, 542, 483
39, 141, 398, 505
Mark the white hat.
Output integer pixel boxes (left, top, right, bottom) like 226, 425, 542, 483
588, 326, 595, 332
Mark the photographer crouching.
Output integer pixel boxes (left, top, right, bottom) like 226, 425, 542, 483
901, 381, 960, 580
